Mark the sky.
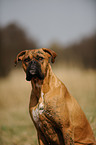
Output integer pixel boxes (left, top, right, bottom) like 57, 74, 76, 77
0, 0, 96, 47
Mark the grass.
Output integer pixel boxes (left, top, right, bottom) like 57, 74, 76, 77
0, 66, 96, 145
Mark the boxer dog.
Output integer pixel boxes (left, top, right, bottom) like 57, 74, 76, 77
15, 48, 95, 145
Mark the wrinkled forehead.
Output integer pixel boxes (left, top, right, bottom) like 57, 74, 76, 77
26, 48, 49, 58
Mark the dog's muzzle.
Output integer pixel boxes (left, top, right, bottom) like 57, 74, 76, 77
26, 60, 44, 81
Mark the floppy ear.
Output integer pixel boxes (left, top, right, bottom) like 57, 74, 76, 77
42, 48, 57, 63
14, 50, 27, 66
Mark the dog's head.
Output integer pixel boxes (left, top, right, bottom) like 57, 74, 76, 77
15, 48, 57, 81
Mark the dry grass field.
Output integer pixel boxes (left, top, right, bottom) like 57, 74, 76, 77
0, 66, 96, 145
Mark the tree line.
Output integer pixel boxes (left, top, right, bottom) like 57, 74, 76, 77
51, 34, 96, 69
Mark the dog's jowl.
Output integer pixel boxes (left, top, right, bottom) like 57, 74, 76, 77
15, 48, 95, 145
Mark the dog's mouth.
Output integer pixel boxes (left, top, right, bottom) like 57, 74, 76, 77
26, 61, 44, 81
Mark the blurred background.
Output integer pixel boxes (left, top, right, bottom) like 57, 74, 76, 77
0, 0, 96, 145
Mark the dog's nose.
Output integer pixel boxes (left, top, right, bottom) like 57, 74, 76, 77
31, 60, 36, 64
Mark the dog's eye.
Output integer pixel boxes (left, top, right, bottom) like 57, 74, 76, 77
36, 56, 44, 61
38, 57, 44, 60
24, 57, 31, 62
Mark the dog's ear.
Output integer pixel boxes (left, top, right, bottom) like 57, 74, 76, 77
42, 48, 57, 63
14, 50, 27, 66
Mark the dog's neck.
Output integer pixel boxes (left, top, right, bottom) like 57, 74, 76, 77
31, 63, 55, 93
30, 63, 57, 107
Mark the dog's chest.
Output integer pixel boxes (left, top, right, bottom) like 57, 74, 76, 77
31, 92, 44, 125
32, 102, 44, 123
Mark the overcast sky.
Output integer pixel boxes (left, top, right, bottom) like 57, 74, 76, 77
0, 0, 96, 47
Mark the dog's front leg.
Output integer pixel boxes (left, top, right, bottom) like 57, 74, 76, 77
61, 128, 74, 145
38, 139, 44, 145
38, 131, 48, 145
38, 133, 44, 145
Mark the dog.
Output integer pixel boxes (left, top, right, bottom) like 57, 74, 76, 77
15, 48, 95, 145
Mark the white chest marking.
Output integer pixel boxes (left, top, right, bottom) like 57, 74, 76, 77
32, 92, 44, 124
